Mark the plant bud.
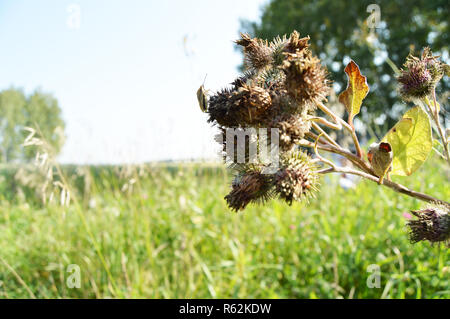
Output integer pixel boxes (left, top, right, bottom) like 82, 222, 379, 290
367, 142, 393, 184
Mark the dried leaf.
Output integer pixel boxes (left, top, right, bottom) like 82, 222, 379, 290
338, 60, 370, 125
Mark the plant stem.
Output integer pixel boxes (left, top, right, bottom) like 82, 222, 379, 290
310, 122, 340, 148
299, 139, 448, 206
299, 139, 373, 174
431, 89, 450, 165
318, 166, 449, 206
314, 100, 363, 158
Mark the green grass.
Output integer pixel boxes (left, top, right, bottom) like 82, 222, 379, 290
0, 158, 448, 299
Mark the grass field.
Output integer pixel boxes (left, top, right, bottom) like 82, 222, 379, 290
0, 157, 448, 299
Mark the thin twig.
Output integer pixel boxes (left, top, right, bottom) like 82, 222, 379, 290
311, 122, 340, 148
314, 100, 363, 158
431, 89, 450, 165
298, 139, 373, 175
313, 133, 337, 169
318, 166, 449, 206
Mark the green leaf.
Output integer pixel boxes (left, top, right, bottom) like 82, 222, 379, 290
382, 106, 432, 176
338, 60, 370, 125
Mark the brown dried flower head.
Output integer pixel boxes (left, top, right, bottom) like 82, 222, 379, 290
274, 151, 319, 205
225, 169, 273, 211
207, 83, 272, 127
281, 48, 329, 105
236, 33, 273, 71
284, 30, 310, 54
407, 204, 450, 246
271, 113, 311, 151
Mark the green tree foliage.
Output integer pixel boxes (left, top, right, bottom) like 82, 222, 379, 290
240, 0, 448, 131
0, 88, 65, 162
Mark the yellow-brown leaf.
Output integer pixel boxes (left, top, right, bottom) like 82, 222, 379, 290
338, 60, 369, 125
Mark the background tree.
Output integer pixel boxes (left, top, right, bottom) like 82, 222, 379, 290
0, 88, 65, 162
240, 0, 448, 136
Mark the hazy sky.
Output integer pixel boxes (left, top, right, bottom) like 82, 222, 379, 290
0, 0, 266, 163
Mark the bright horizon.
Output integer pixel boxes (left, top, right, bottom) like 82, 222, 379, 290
0, 0, 267, 164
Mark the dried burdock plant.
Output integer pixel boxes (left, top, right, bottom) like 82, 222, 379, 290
274, 150, 319, 205
397, 47, 444, 101
197, 31, 449, 246
407, 204, 450, 246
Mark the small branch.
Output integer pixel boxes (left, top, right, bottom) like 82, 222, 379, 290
305, 132, 331, 147
319, 166, 450, 206
313, 133, 337, 169
431, 89, 450, 165
310, 116, 342, 130
311, 122, 340, 148
299, 139, 373, 175
349, 125, 363, 159
314, 100, 363, 158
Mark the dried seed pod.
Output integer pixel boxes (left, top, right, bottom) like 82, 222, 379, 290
274, 151, 319, 205
270, 113, 311, 152
281, 49, 330, 105
407, 204, 450, 246
284, 30, 310, 54
207, 84, 272, 127
225, 169, 274, 211
236, 33, 273, 71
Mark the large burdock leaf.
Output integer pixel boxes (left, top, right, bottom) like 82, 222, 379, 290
382, 106, 432, 176
338, 60, 370, 126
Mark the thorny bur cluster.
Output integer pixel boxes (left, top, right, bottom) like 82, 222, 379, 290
206, 31, 326, 211
199, 31, 450, 247
397, 47, 446, 101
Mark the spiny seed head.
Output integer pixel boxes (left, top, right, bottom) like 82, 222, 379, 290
208, 83, 272, 127
285, 30, 310, 54
407, 204, 450, 246
270, 35, 289, 67
398, 60, 433, 100
281, 49, 330, 105
225, 169, 273, 211
271, 113, 311, 151
236, 33, 273, 71
397, 47, 444, 101
274, 151, 319, 205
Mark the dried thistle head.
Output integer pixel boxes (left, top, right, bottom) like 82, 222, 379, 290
236, 33, 273, 71
225, 168, 273, 211
274, 151, 319, 205
208, 83, 272, 127
407, 204, 450, 246
281, 48, 330, 106
397, 47, 444, 101
284, 30, 310, 54
271, 113, 311, 151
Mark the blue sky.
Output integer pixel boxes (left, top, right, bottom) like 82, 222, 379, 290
0, 0, 266, 163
